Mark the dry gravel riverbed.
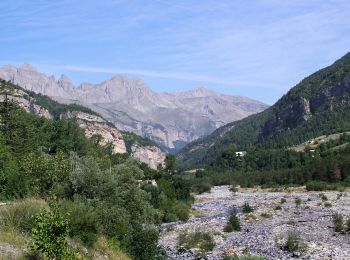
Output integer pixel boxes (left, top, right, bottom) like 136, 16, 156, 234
159, 186, 350, 259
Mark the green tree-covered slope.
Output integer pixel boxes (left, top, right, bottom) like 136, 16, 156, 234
177, 52, 350, 169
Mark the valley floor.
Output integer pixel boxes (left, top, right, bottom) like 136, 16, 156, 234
159, 186, 350, 260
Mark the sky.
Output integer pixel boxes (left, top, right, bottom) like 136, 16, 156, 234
0, 0, 350, 104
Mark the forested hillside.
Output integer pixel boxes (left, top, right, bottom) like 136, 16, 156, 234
0, 80, 192, 259
178, 52, 350, 169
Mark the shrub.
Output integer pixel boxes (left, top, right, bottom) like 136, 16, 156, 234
260, 213, 272, 219
306, 181, 329, 191
280, 198, 287, 204
319, 193, 328, 201
333, 213, 344, 233
344, 217, 350, 233
126, 224, 160, 260
224, 210, 241, 232
178, 230, 215, 252
31, 199, 76, 259
282, 232, 306, 252
0, 199, 45, 233
274, 205, 282, 210
230, 183, 239, 193
61, 199, 99, 247
164, 212, 178, 222
194, 182, 212, 194
324, 202, 332, 208
295, 198, 301, 207
242, 203, 254, 213
173, 201, 190, 221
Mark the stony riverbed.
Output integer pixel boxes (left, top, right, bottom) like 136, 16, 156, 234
159, 186, 350, 260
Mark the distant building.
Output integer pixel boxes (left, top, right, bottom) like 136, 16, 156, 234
235, 151, 247, 157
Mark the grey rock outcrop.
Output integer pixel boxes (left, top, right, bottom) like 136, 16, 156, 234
0, 64, 268, 151
131, 144, 166, 170
0, 88, 53, 119
62, 111, 127, 154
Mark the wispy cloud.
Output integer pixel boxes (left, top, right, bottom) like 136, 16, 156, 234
1, 0, 350, 103
51, 64, 279, 88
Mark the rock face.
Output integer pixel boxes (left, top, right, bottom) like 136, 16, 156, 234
62, 111, 127, 154
131, 144, 166, 170
0, 64, 268, 151
262, 74, 350, 138
0, 80, 166, 169
0, 88, 53, 119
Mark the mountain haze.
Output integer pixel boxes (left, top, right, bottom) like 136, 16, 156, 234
0, 64, 268, 151
178, 52, 350, 168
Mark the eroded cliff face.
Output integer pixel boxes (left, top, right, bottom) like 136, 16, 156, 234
62, 111, 127, 154
62, 111, 166, 169
262, 74, 350, 138
0, 83, 166, 169
131, 144, 166, 170
0, 88, 53, 119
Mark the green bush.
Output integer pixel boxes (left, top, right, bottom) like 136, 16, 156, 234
282, 232, 306, 253
61, 199, 99, 247
163, 212, 178, 222
344, 217, 350, 233
194, 181, 212, 194
224, 210, 241, 232
242, 203, 254, 213
126, 224, 160, 260
333, 213, 344, 233
295, 198, 302, 207
280, 198, 287, 204
173, 201, 190, 221
319, 193, 328, 201
324, 202, 332, 208
31, 199, 76, 259
0, 199, 45, 233
178, 230, 215, 252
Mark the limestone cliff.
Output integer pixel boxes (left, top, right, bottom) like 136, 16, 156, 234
0, 80, 166, 169
62, 111, 127, 154
131, 144, 166, 170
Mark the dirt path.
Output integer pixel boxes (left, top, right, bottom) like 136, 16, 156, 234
159, 186, 350, 259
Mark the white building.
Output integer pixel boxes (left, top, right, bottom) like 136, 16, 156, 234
235, 151, 247, 157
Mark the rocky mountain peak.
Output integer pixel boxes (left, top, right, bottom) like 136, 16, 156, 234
19, 63, 37, 71
0, 64, 269, 151
185, 87, 217, 98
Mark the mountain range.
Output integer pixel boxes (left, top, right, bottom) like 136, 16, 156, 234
0, 64, 268, 151
178, 52, 350, 168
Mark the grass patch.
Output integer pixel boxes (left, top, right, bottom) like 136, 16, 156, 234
191, 209, 208, 218
92, 237, 131, 260
0, 227, 28, 248
333, 213, 344, 233
260, 213, 272, 219
280, 232, 307, 253
0, 198, 46, 233
178, 230, 215, 252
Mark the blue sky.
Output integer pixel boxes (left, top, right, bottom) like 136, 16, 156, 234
0, 0, 350, 104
